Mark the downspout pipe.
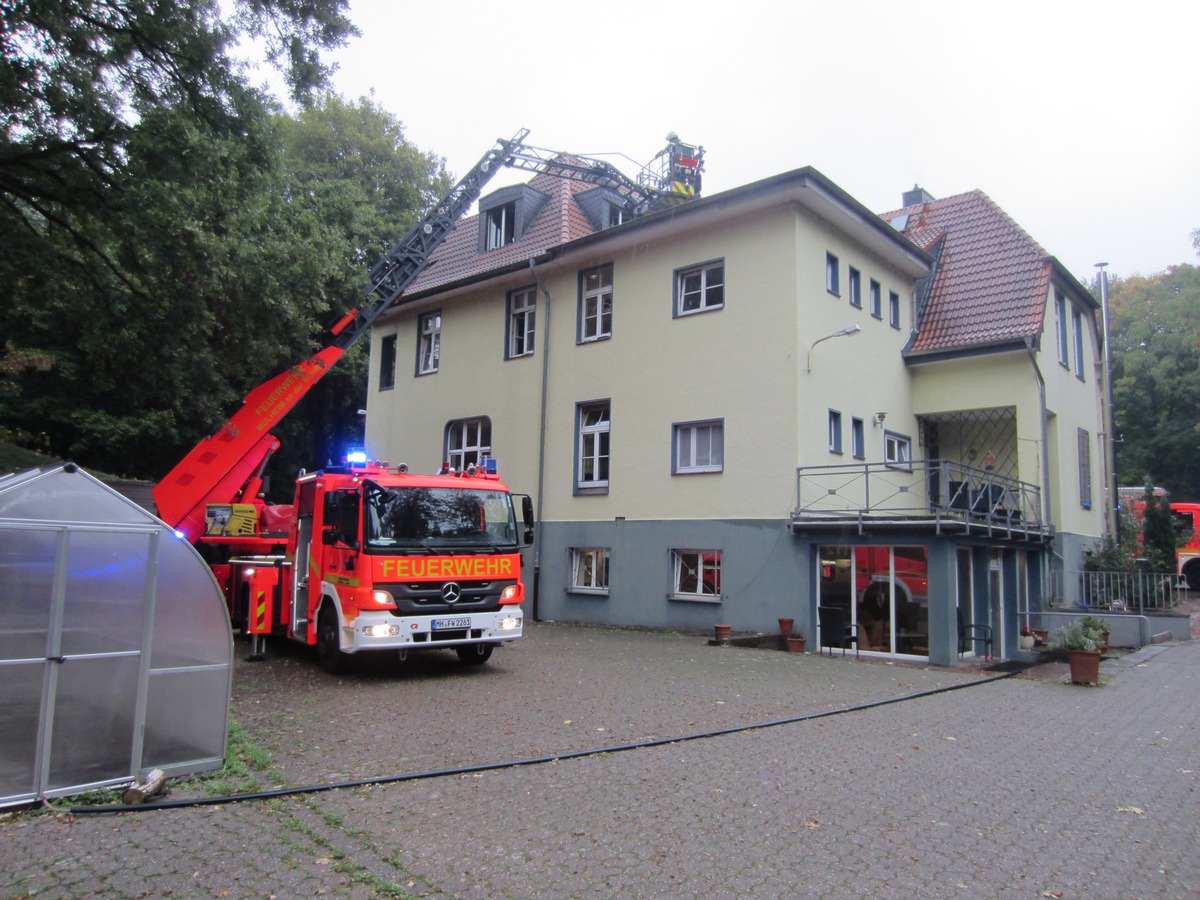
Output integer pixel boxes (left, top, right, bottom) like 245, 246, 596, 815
529, 258, 551, 621
1024, 337, 1052, 527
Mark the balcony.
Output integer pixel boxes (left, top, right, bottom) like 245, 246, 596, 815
791, 460, 1049, 541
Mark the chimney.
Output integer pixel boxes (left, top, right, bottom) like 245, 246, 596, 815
902, 185, 935, 207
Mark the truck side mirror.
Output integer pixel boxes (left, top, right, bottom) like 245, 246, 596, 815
521, 495, 535, 546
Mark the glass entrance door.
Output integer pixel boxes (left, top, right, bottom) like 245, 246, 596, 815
819, 545, 929, 657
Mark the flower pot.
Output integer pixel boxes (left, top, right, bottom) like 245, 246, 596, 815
778, 617, 795, 635
713, 623, 732, 641
786, 635, 806, 653
1019, 634, 1035, 651
1067, 648, 1102, 685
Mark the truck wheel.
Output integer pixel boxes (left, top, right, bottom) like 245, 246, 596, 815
455, 643, 493, 665
317, 606, 350, 674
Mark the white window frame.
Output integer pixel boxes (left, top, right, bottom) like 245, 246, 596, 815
672, 549, 722, 601
828, 409, 843, 453
417, 311, 440, 375
884, 430, 912, 470
848, 267, 862, 308
570, 547, 610, 594
870, 279, 882, 318
577, 401, 610, 491
826, 252, 840, 295
1072, 306, 1086, 381
580, 265, 613, 342
446, 417, 491, 471
676, 260, 725, 316
507, 286, 536, 359
1055, 292, 1070, 368
674, 419, 724, 474
486, 201, 515, 250
851, 417, 865, 459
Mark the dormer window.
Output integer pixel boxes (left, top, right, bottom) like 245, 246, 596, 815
486, 202, 516, 250
478, 184, 549, 253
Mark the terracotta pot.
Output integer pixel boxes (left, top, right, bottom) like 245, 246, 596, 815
778, 617, 795, 635
787, 635, 806, 653
1067, 648, 1102, 685
713, 623, 732, 641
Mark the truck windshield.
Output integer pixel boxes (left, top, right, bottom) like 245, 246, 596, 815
363, 483, 518, 551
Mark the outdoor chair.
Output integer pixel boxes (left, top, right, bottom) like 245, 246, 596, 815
957, 607, 993, 660
818, 605, 859, 657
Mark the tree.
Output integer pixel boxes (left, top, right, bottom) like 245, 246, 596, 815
1139, 483, 1178, 574
1107, 263, 1200, 501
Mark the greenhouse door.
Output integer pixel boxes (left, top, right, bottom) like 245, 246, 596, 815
0, 525, 157, 804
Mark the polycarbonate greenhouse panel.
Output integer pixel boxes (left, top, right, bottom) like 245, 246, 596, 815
0, 465, 232, 807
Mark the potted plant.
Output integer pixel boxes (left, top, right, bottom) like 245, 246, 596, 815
1057, 621, 1104, 685
1077, 615, 1111, 652
1019, 626, 1036, 651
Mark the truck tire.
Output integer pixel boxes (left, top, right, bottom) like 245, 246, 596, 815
455, 643, 493, 665
317, 606, 350, 674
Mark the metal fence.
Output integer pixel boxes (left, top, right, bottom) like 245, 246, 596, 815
1051, 569, 1186, 613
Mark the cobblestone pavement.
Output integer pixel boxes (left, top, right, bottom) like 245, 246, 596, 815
3, 622, 1198, 898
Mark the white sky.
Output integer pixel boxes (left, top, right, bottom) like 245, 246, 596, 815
324, 0, 1198, 283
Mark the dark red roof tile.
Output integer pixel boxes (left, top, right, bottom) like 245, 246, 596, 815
880, 191, 1051, 355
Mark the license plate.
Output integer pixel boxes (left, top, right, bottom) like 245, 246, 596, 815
432, 617, 470, 630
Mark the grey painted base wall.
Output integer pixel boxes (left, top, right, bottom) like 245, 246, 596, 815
533, 518, 807, 635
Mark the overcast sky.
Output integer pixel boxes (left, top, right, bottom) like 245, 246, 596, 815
323, 0, 1197, 284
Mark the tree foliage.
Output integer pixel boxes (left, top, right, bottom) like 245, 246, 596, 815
0, 2, 449, 492
1107, 261, 1200, 501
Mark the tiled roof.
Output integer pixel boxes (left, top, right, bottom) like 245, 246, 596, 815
879, 191, 1052, 356
407, 161, 601, 295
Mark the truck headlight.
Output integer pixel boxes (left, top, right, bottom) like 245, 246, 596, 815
372, 589, 394, 605
362, 623, 400, 637
499, 584, 522, 604
498, 615, 521, 631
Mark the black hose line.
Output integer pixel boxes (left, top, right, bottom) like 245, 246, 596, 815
69, 669, 1018, 815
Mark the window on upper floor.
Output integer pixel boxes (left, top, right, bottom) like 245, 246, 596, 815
1078, 428, 1092, 509
1055, 292, 1070, 368
485, 201, 516, 250
378, 333, 396, 391
884, 430, 911, 470
851, 417, 865, 459
870, 279, 882, 318
417, 311, 440, 375
1072, 307, 1086, 381
446, 417, 491, 471
579, 265, 613, 343
674, 419, 724, 474
577, 401, 610, 492
676, 260, 725, 316
889, 291, 901, 329
672, 549, 722, 601
570, 547, 610, 594
848, 267, 862, 308
828, 409, 843, 453
826, 252, 840, 296
507, 286, 536, 359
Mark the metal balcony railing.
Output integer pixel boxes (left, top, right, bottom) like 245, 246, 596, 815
792, 460, 1046, 537
1051, 569, 1185, 613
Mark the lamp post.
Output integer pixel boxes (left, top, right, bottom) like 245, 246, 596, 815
1096, 262, 1119, 544
804, 324, 862, 372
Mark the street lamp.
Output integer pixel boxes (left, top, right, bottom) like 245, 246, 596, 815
804, 324, 862, 372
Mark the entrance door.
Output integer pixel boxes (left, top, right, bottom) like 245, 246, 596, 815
988, 550, 1005, 654
0, 526, 155, 804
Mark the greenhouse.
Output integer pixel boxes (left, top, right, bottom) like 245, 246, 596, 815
0, 464, 231, 807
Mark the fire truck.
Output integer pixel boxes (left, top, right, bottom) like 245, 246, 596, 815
152, 130, 704, 671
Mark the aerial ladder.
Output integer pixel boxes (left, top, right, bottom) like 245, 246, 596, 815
152, 129, 705, 542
